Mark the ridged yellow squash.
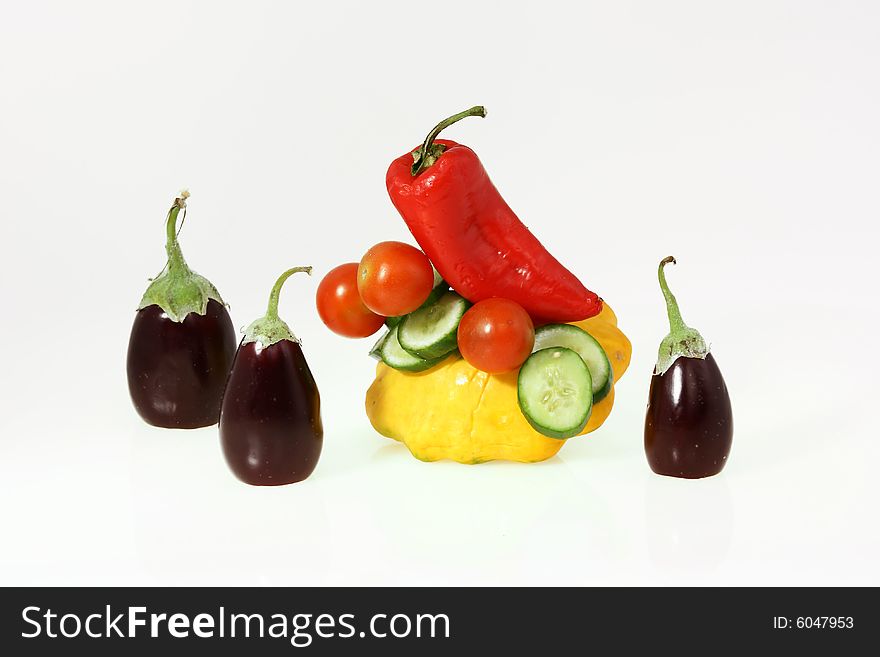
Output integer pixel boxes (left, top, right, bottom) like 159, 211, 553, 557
365, 304, 631, 463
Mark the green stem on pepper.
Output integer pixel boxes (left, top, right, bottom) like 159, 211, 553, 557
411, 105, 487, 177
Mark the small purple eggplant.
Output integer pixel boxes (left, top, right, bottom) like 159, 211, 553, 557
220, 267, 323, 486
127, 192, 236, 428
644, 257, 733, 478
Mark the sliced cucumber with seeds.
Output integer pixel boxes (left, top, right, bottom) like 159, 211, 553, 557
378, 325, 444, 372
398, 291, 469, 359
533, 324, 613, 403
518, 347, 593, 439
385, 269, 448, 328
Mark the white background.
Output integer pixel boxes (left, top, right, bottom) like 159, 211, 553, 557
1, 1, 877, 586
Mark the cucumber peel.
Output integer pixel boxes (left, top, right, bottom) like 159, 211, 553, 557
518, 347, 593, 439
377, 325, 444, 372
398, 291, 469, 359
533, 323, 613, 402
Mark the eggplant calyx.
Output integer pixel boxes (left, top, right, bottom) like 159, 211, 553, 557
138, 191, 225, 322
655, 256, 709, 375
242, 266, 312, 349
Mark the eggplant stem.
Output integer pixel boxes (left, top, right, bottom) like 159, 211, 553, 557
658, 256, 688, 333
654, 256, 709, 375
267, 266, 313, 319
164, 192, 191, 275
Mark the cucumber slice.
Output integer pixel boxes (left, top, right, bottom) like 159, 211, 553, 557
378, 325, 444, 372
384, 272, 448, 328
398, 291, 469, 359
430, 266, 444, 289
518, 347, 593, 439
369, 330, 388, 361
533, 323, 613, 402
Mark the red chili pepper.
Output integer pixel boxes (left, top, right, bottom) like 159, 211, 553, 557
386, 106, 602, 323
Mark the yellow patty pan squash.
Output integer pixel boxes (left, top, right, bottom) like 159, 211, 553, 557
365, 303, 631, 464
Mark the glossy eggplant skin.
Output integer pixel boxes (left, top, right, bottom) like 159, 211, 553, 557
644, 353, 732, 479
220, 340, 323, 486
127, 299, 237, 429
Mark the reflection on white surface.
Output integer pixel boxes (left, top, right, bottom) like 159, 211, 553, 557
127, 423, 334, 585
645, 472, 734, 575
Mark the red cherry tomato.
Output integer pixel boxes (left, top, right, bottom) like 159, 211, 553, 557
357, 241, 434, 317
316, 263, 386, 338
457, 298, 535, 374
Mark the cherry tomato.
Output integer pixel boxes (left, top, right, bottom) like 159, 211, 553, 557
457, 298, 535, 374
357, 241, 434, 317
316, 263, 385, 338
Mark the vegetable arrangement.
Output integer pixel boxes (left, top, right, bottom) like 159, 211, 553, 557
127, 109, 732, 480
366, 305, 629, 463
318, 107, 632, 463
